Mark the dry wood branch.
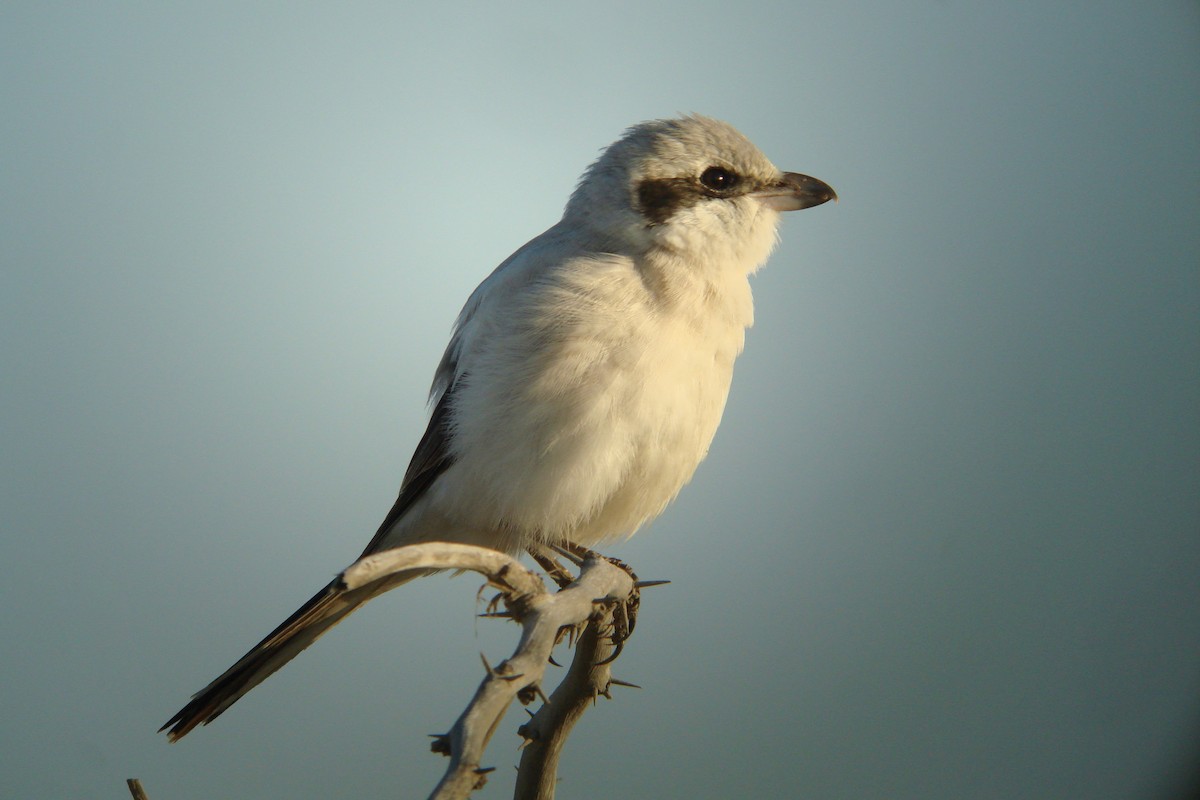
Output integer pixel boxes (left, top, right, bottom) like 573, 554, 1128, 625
514, 615, 620, 800
135, 544, 640, 799
341, 542, 639, 800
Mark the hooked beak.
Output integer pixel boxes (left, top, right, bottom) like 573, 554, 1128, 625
754, 172, 837, 212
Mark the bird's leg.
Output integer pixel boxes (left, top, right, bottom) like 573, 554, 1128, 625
526, 545, 577, 590
525, 545, 586, 661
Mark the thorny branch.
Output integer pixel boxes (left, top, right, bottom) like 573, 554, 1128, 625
132, 543, 647, 800
343, 542, 643, 799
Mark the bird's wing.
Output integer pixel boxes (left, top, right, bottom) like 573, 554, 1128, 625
358, 380, 457, 557
363, 230, 575, 556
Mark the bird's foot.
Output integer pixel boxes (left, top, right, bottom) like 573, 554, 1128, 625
526, 545, 576, 589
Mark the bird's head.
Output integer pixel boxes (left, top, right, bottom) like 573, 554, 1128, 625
564, 115, 835, 277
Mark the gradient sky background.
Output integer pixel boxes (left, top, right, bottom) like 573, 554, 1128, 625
2, 3, 1198, 799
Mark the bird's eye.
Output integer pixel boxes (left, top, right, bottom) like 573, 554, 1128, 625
699, 166, 738, 192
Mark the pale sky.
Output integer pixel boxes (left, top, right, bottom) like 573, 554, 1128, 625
2, 3, 1198, 798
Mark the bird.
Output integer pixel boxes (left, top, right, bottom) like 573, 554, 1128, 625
162, 114, 835, 741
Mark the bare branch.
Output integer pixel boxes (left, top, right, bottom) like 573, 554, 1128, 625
514, 615, 617, 800
140, 543, 643, 799
341, 543, 546, 600
340, 542, 638, 800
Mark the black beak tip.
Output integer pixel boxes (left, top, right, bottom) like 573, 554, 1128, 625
790, 172, 837, 208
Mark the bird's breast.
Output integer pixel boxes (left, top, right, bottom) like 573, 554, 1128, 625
435, 258, 753, 547
568, 310, 743, 544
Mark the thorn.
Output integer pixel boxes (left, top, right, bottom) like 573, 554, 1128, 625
482, 652, 522, 681
472, 767, 494, 790
634, 579, 671, 588
429, 734, 451, 756
525, 708, 535, 718
595, 640, 625, 666
548, 653, 561, 667
609, 677, 642, 689
518, 682, 549, 705
518, 684, 535, 704
478, 611, 515, 619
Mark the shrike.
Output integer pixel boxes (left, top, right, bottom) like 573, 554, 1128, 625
163, 114, 835, 740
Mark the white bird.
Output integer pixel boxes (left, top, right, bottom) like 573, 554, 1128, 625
163, 114, 835, 740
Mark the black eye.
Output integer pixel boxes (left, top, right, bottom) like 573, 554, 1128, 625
699, 166, 739, 192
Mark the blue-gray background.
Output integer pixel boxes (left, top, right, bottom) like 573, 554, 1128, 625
3, 3, 1197, 798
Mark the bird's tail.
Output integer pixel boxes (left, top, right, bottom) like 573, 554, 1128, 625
161, 569, 421, 741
